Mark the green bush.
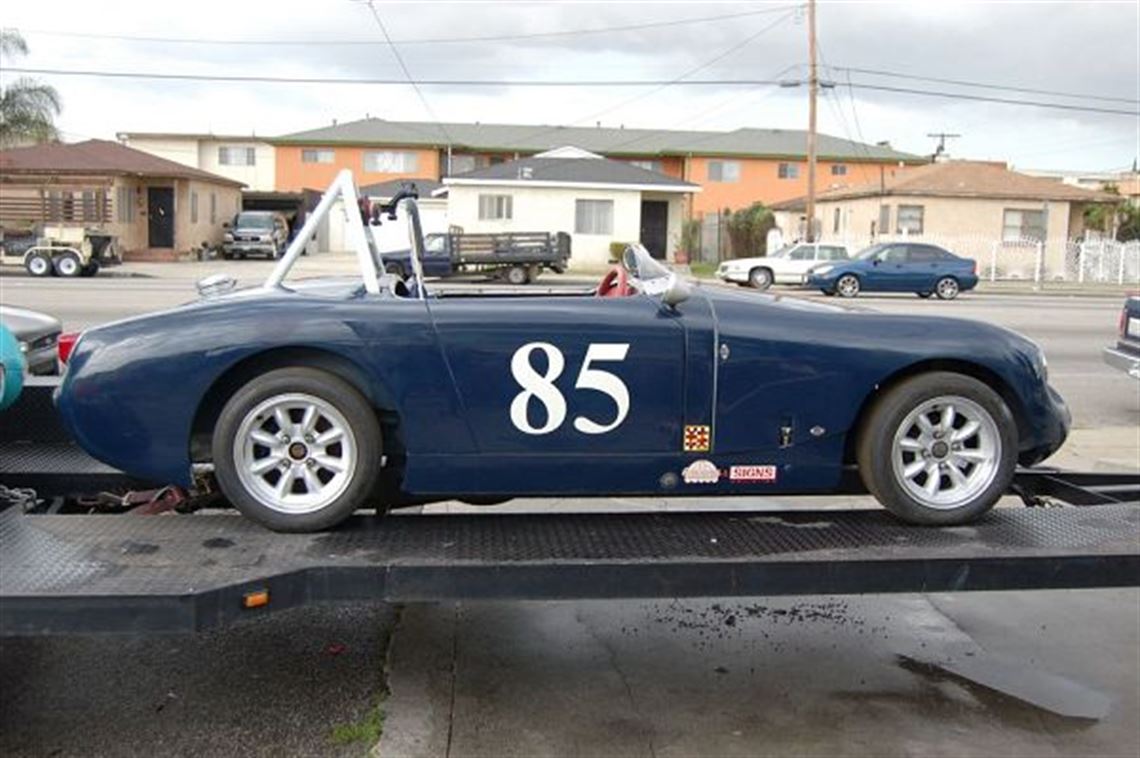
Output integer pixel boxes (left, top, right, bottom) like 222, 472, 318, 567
725, 203, 775, 258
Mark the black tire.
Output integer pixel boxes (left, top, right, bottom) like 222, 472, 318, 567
835, 274, 861, 298
53, 251, 82, 278
505, 265, 528, 285
222, 251, 233, 260
25, 251, 53, 277
748, 267, 773, 290
856, 372, 1017, 525
935, 276, 960, 300
212, 367, 383, 532
80, 259, 100, 277
917, 291, 932, 299
238, 253, 247, 260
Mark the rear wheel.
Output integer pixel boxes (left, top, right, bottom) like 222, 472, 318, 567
54, 251, 82, 278
836, 274, 861, 298
856, 372, 1016, 525
26, 251, 52, 277
212, 367, 382, 532
505, 265, 528, 285
748, 267, 773, 290
935, 276, 960, 300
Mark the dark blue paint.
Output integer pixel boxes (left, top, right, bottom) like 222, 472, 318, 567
808, 242, 979, 295
55, 278, 1068, 499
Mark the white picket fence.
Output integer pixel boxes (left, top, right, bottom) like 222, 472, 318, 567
821, 234, 1140, 285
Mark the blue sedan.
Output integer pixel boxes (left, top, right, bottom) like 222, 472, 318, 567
808, 242, 979, 299
54, 202, 1066, 533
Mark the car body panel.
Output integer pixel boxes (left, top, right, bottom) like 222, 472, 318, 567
0, 305, 61, 375
718, 244, 850, 285
0, 325, 25, 410
56, 274, 1069, 503
808, 243, 979, 294
1103, 295, 1140, 379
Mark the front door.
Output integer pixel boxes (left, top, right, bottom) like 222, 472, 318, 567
866, 243, 910, 290
639, 201, 668, 260
147, 187, 175, 248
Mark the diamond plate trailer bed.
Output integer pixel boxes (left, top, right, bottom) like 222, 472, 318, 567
2, 381, 1138, 636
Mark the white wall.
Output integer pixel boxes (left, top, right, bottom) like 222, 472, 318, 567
447, 184, 643, 268
122, 136, 276, 191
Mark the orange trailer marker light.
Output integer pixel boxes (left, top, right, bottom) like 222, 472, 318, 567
243, 589, 270, 609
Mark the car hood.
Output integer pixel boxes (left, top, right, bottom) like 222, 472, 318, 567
0, 305, 62, 340
693, 282, 852, 314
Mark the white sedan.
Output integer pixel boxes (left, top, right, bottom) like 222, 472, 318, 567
717, 243, 850, 290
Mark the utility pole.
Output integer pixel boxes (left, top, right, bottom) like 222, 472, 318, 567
804, 0, 818, 242
927, 132, 961, 162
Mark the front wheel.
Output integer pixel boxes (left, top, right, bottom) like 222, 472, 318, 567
835, 274, 861, 298
856, 372, 1016, 525
504, 265, 528, 285
748, 267, 773, 290
212, 367, 382, 532
935, 277, 960, 300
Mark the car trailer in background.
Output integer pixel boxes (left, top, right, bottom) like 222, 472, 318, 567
3, 380, 1138, 638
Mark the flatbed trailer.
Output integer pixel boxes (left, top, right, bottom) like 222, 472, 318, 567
2, 383, 1138, 636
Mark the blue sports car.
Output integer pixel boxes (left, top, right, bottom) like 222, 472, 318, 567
808, 242, 979, 299
55, 196, 1067, 532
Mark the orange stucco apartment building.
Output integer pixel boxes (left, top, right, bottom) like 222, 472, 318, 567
269, 118, 925, 218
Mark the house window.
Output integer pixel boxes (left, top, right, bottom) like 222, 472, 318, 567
81, 191, 100, 222
1002, 209, 1046, 241
778, 163, 800, 179
707, 160, 740, 183
575, 199, 614, 234
478, 194, 513, 220
116, 186, 135, 223
302, 148, 335, 164
190, 191, 199, 224
830, 164, 847, 176
449, 155, 478, 175
363, 150, 419, 173
218, 146, 256, 166
630, 159, 663, 173
833, 207, 841, 234
878, 205, 890, 236
897, 205, 924, 234
209, 193, 217, 224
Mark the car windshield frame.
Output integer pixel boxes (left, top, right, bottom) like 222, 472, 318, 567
621, 243, 676, 297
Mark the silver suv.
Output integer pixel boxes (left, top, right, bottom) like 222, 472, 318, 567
223, 211, 289, 260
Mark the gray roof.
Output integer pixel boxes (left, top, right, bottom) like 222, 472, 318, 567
359, 177, 444, 197
274, 118, 921, 163
444, 156, 698, 189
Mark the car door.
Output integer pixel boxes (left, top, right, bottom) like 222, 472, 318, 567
865, 244, 909, 290
418, 293, 689, 495
904, 244, 942, 290
781, 245, 817, 282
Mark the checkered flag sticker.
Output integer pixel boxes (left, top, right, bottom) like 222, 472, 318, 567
683, 425, 711, 452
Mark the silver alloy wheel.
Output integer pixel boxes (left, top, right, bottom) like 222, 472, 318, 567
890, 395, 1001, 510
27, 255, 49, 276
836, 274, 860, 297
749, 267, 772, 289
233, 392, 357, 515
936, 277, 960, 299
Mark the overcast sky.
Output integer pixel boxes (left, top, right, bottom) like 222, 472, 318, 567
2, 0, 1137, 172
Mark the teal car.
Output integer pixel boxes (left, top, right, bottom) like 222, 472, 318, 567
0, 324, 25, 410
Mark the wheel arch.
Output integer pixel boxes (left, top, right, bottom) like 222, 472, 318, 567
841, 358, 1030, 464
189, 346, 404, 464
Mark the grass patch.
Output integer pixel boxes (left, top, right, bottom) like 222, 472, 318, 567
688, 261, 718, 279
330, 700, 386, 746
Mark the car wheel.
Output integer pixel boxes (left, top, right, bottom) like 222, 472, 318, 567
222, 251, 233, 260
935, 277, 960, 300
856, 372, 1016, 525
748, 267, 773, 290
836, 274, 861, 298
26, 251, 53, 277
80, 259, 100, 277
53, 251, 82, 277
212, 367, 383, 532
505, 265, 528, 285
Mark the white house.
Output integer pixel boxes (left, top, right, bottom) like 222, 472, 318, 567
442, 147, 700, 268
117, 132, 277, 192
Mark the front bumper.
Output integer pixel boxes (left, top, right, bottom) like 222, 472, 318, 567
1018, 383, 1071, 467
224, 242, 276, 256
716, 267, 749, 284
1103, 345, 1140, 379
806, 272, 840, 290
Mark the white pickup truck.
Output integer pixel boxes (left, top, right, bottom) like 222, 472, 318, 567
717, 242, 850, 289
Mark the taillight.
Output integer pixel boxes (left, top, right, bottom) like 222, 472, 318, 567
58, 332, 81, 364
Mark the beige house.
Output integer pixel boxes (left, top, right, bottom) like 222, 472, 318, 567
0, 140, 244, 260
772, 161, 1120, 277
118, 132, 276, 192
443, 147, 700, 268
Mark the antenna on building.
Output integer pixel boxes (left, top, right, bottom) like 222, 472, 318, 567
927, 132, 961, 162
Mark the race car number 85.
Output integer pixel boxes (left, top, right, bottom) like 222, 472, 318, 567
510, 342, 630, 435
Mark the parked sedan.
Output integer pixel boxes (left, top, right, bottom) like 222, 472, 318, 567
808, 242, 979, 299
717, 242, 850, 289
0, 305, 61, 375
223, 211, 290, 260
1103, 295, 1140, 379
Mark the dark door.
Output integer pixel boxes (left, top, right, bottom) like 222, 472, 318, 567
147, 187, 175, 248
639, 201, 668, 260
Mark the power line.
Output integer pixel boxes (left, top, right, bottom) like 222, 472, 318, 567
10, 65, 1139, 117
829, 65, 1139, 106
15, 6, 802, 47
360, 0, 452, 146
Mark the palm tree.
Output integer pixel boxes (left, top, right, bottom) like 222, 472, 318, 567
0, 30, 61, 148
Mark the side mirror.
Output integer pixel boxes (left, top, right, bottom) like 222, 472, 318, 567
661, 273, 691, 308
872, 258, 881, 266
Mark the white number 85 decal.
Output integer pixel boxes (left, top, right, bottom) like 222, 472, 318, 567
510, 342, 630, 435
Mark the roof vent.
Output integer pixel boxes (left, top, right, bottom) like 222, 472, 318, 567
520, 166, 534, 180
